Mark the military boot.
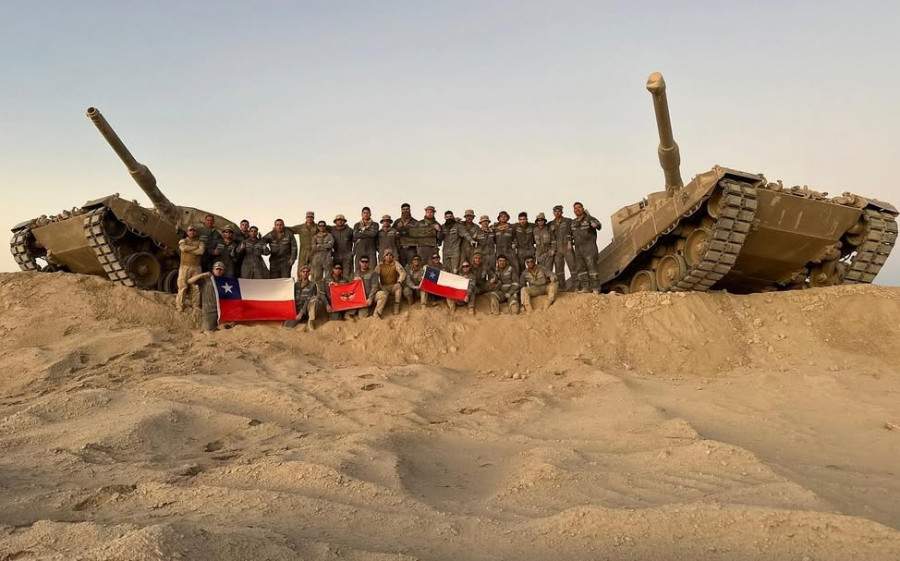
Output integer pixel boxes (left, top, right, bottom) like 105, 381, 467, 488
405, 293, 414, 307
393, 302, 401, 315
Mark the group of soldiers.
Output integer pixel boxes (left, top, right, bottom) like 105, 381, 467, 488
176, 202, 604, 330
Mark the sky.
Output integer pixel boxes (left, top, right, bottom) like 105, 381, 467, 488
2, 0, 899, 284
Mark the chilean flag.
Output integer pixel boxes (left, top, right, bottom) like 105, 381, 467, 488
420, 266, 470, 301
214, 276, 296, 322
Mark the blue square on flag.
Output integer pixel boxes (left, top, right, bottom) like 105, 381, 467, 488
425, 266, 441, 282
215, 276, 242, 300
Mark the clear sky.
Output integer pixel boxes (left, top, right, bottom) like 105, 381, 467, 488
3, 1, 899, 283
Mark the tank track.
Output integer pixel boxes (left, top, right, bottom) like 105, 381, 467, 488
83, 208, 136, 288
671, 179, 758, 291
843, 209, 898, 284
9, 229, 41, 272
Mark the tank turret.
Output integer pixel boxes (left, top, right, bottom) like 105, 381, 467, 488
646, 72, 683, 193
85, 107, 179, 224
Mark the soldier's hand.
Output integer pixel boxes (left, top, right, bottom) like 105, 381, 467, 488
591, 221, 600, 229
326, 305, 332, 313
567, 242, 573, 251
434, 224, 441, 233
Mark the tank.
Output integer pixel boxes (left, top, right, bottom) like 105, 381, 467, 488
598, 72, 898, 294
9, 107, 234, 292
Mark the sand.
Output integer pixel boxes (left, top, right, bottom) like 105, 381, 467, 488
0, 271, 899, 560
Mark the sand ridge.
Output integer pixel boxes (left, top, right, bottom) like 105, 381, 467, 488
0, 272, 899, 560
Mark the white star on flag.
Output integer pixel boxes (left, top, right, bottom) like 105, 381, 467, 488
222, 282, 234, 294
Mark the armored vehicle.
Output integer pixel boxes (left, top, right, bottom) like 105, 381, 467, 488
598, 73, 897, 294
9, 107, 234, 292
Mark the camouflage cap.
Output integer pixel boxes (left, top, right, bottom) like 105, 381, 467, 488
213, 261, 226, 270
381, 214, 392, 222
553, 204, 564, 211
535, 212, 546, 221
497, 210, 510, 219
424, 205, 436, 212
479, 215, 491, 223
306, 211, 315, 218
464, 209, 475, 216
383, 249, 394, 257
221, 226, 234, 233
299, 264, 311, 272
334, 214, 346, 222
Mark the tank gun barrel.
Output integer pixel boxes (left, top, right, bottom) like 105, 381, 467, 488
85, 107, 179, 222
646, 72, 684, 193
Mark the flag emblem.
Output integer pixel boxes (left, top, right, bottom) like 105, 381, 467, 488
330, 279, 368, 311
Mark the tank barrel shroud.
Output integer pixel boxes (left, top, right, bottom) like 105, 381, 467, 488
85, 107, 178, 222
646, 72, 684, 193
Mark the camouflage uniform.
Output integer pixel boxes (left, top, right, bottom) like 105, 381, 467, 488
378, 217, 400, 262
330, 224, 354, 278
489, 262, 519, 315
549, 211, 577, 290
349, 268, 386, 319
376, 258, 406, 315
190, 273, 220, 331
472, 220, 496, 271
176, 237, 205, 311
571, 210, 603, 292
311, 231, 335, 290
461, 219, 480, 264
291, 221, 317, 270
534, 221, 554, 269
393, 215, 419, 267
263, 229, 298, 279
210, 235, 238, 277
441, 218, 469, 273
413, 216, 443, 264
493, 223, 516, 275
238, 237, 270, 279
403, 262, 428, 306
470, 256, 497, 296
285, 278, 322, 328
446, 267, 477, 313
324, 274, 351, 321
353, 219, 379, 271
520, 264, 558, 312
198, 227, 222, 272
513, 221, 536, 272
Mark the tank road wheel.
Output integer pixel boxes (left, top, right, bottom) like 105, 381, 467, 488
124, 252, 161, 289
810, 260, 845, 287
607, 282, 631, 294
656, 254, 687, 291
158, 269, 179, 293
630, 270, 658, 292
684, 228, 710, 267
706, 189, 724, 219
103, 215, 128, 241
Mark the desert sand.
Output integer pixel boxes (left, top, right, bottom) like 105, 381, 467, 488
0, 271, 899, 560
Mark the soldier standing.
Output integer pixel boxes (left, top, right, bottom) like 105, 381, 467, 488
460, 210, 479, 264
176, 226, 205, 311
353, 206, 379, 272
377, 214, 399, 261
403, 255, 428, 307
441, 210, 469, 273
414, 206, 443, 264
198, 214, 222, 272
324, 263, 351, 321
571, 202, 603, 294
233, 219, 251, 277
393, 203, 419, 267
284, 265, 322, 330
186, 261, 227, 331
236, 226, 270, 279
493, 211, 516, 276
489, 255, 519, 315
349, 256, 387, 319
214, 226, 238, 277
519, 255, 559, 313
549, 204, 577, 291
330, 214, 355, 278
291, 211, 317, 273
534, 213, 554, 269
513, 211, 536, 273
310, 220, 334, 290
376, 249, 406, 315
263, 218, 298, 278
473, 215, 496, 271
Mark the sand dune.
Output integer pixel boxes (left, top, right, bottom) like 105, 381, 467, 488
1, 272, 899, 560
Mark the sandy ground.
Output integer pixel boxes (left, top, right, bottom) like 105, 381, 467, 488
1, 271, 899, 560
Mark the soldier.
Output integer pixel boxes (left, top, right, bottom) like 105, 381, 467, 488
377, 214, 399, 261
311, 220, 335, 290
175, 226, 205, 311
489, 254, 519, 315
393, 203, 419, 267
534, 213, 554, 269
493, 211, 516, 277
571, 202, 603, 294
349, 256, 387, 319
376, 249, 406, 315
513, 211, 536, 273
473, 215, 496, 271
283, 265, 322, 330
520, 255, 559, 313
460, 210, 479, 264
330, 214, 355, 278
446, 260, 477, 316
236, 226, 270, 279
353, 206, 379, 272
324, 263, 351, 321
263, 218, 298, 278
414, 206, 443, 264
198, 214, 223, 272
403, 255, 428, 307
187, 261, 227, 331
291, 211, 317, 273
441, 210, 469, 273
233, 219, 251, 276
549, 204, 577, 291
470, 251, 497, 298
213, 226, 238, 277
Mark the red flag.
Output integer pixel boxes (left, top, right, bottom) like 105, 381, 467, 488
329, 279, 368, 311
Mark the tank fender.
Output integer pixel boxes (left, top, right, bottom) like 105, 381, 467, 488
865, 198, 898, 215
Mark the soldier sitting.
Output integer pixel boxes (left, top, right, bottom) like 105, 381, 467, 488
347, 256, 387, 319
520, 255, 559, 313
403, 255, 428, 307
283, 265, 323, 330
376, 249, 406, 315
489, 254, 520, 315
446, 260, 477, 316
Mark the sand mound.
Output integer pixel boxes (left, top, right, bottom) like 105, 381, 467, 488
1, 272, 899, 560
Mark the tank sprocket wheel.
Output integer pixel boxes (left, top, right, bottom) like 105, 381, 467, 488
9, 229, 43, 272
630, 270, 657, 292
843, 209, 898, 284
83, 208, 136, 288
124, 252, 161, 289
656, 254, 688, 291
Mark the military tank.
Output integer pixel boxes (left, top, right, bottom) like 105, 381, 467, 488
598, 72, 898, 294
9, 107, 234, 292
